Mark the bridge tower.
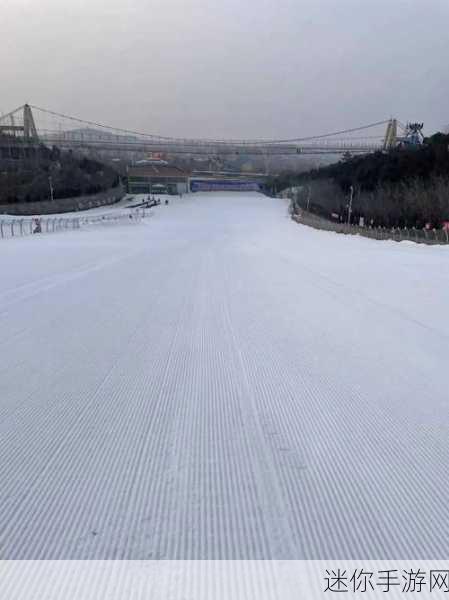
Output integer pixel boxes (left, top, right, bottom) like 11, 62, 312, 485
23, 104, 39, 141
0, 104, 39, 141
383, 118, 398, 150
0, 104, 40, 168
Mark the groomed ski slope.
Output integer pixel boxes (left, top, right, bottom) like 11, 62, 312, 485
1, 192, 449, 559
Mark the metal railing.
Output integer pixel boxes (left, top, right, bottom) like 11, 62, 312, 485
292, 211, 449, 245
0, 208, 148, 240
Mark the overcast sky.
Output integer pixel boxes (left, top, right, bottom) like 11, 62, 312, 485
2, 0, 448, 139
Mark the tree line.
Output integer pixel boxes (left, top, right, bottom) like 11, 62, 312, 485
268, 132, 449, 228
0, 140, 119, 205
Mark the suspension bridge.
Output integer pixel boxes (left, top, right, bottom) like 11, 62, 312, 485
0, 103, 411, 158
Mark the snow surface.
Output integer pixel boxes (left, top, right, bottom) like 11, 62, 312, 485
1, 192, 449, 559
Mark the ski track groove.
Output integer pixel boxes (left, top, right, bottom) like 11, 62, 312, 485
222, 243, 449, 558
1, 192, 449, 559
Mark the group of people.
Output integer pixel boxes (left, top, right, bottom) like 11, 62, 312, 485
146, 195, 170, 207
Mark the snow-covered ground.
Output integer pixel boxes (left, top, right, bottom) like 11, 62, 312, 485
1, 192, 449, 559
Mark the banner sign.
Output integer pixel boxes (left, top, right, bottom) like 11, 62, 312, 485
190, 179, 261, 192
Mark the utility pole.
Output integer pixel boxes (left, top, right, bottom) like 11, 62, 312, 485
347, 185, 354, 225
49, 176, 54, 202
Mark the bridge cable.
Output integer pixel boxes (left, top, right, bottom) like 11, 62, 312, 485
30, 104, 390, 147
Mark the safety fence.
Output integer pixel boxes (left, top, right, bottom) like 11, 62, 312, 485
292, 211, 449, 245
0, 208, 148, 241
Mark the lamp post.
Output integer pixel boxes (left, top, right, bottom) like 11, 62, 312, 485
347, 185, 354, 225
48, 176, 54, 202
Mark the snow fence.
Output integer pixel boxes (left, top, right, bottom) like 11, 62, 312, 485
293, 211, 449, 245
0, 208, 148, 240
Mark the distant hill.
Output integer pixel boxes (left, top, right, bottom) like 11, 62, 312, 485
46, 127, 140, 144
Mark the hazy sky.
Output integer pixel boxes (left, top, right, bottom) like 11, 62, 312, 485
2, 0, 449, 139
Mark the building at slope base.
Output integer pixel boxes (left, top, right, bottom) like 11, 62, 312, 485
127, 164, 190, 195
